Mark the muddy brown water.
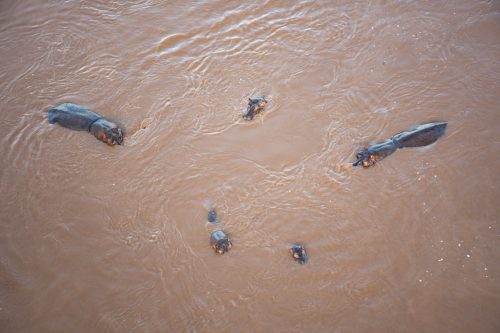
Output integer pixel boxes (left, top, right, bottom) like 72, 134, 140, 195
1, 1, 500, 332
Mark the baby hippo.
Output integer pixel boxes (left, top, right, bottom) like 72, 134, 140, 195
289, 243, 308, 264
353, 122, 447, 167
48, 103, 124, 145
210, 230, 232, 255
243, 97, 267, 120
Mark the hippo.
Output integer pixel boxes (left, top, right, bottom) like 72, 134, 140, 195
47, 103, 124, 145
243, 97, 267, 120
289, 243, 308, 264
353, 122, 447, 167
207, 208, 219, 223
210, 230, 232, 255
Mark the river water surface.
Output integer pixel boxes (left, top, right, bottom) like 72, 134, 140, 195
1, 1, 499, 332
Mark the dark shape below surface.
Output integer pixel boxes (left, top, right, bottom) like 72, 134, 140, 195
208, 208, 218, 223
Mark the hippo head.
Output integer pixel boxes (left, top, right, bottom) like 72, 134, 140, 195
212, 239, 232, 255
290, 244, 307, 264
91, 119, 124, 146
243, 97, 268, 120
353, 148, 377, 168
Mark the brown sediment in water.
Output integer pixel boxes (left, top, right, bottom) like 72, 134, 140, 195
0, 1, 499, 332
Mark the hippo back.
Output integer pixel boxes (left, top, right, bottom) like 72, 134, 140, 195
392, 122, 447, 148
48, 103, 102, 131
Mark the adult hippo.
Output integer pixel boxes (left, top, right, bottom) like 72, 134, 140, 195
48, 103, 124, 146
353, 122, 447, 167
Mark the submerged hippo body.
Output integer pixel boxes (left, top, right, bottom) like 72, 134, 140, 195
243, 97, 267, 120
289, 244, 308, 264
207, 208, 219, 223
353, 121, 447, 167
210, 230, 232, 255
48, 103, 124, 145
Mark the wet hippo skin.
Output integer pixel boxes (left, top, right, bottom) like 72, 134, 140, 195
210, 230, 232, 254
289, 244, 308, 264
353, 122, 447, 167
243, 97, 267, 120
48, 103, 124, 146
207, 208, 219, 223
391, 122, 447, 148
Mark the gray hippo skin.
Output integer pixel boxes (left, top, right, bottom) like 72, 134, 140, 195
243, 97, 267, 120
391, 122, 447, 148
207, 208, 219, 223
210, 230, 232, 254
289, 243, 308, 264
48, 103, 124, 145
353, 122, 447, 167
